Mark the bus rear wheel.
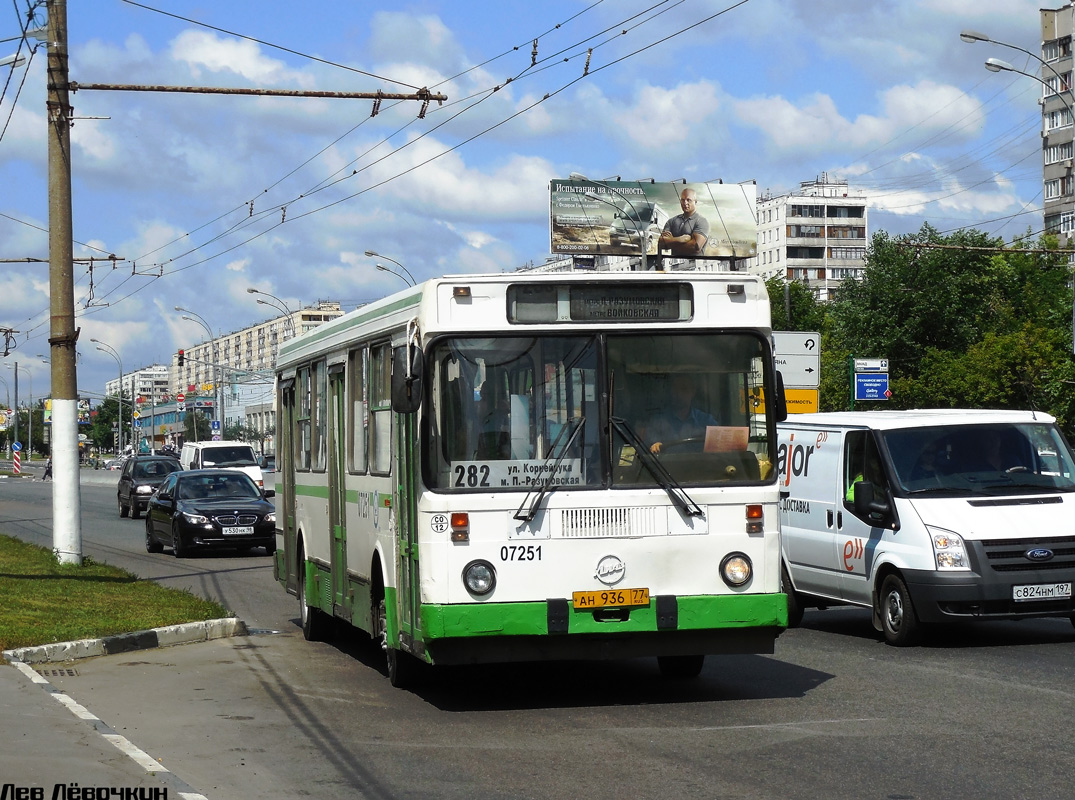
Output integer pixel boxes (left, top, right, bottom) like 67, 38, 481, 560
657, 654, 705, 679
298, 543, 330, 641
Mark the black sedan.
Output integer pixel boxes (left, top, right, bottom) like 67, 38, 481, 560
144, 469, 276, 557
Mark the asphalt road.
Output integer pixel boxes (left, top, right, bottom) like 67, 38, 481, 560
3, 475, 1075, 799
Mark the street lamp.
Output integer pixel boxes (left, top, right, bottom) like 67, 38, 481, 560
175, 306, 223, 440
975, 55, 1075, 354
6, 363, 32, 460
375, 263, 412, 287
364, 250, 416, 285
570, 173, 656, 271
246, 288, 297, 336
90, 338, 124, 455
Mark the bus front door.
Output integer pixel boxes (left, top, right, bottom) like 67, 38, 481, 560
395, 410, 421, 652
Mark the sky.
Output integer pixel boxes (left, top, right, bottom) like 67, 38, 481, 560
0, 0, 1056, 403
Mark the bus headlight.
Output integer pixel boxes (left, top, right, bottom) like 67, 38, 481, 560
720, 552, 752, 587
928, 527, 970, 571
463, 560, 496, 595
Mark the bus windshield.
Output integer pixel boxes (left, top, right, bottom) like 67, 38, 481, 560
426, 332, 772, 491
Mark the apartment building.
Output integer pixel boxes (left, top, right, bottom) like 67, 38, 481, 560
752, 175, 868, 301
104, 364, 171, 405
173, 301, 344, 426
1042, 5, 1075, 242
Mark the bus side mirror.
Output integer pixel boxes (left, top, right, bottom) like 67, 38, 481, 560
392, 345, 425, 414
774, 371, 789, 422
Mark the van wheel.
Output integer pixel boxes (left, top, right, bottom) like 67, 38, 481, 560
782, 563, 804, 628
118, 496, 129, 518
657, 654, 705, 679
879, 574, 920, 646
298, 543, 329, 641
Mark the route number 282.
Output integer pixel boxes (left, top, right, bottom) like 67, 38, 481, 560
453, 464, 490, 487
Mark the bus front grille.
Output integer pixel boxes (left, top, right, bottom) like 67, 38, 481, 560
560, 507, 664, 538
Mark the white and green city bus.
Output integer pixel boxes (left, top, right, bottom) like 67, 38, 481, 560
273, 271, 789, 686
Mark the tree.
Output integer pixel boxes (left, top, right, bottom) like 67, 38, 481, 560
824, 224, 1075, 434
184, 410, 211, 443
766, 276, 828, 333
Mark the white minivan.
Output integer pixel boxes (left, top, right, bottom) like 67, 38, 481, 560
777, 410, 1075, 645
180, 440, 264, 488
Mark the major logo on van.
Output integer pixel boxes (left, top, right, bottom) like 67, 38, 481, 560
776, 431, 829, 487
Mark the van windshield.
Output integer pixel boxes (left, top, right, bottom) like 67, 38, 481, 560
200, 446, 258, 468
883, 422, 1075, 494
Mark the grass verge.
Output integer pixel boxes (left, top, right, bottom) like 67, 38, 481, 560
0, 533, 231, 653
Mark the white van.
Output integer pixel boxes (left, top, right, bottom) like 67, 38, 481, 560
777, 410, 1075, 645
180, 440, 264, 487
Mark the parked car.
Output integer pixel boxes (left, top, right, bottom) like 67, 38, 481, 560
259, 454, 276, 473
117, 455, 182, 519
144, 469, 276, 558
104, 457, 127, 471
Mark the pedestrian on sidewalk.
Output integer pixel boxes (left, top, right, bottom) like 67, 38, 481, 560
42, 457, 53, 481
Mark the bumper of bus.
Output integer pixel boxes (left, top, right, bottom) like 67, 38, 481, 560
420, 593, 787, 665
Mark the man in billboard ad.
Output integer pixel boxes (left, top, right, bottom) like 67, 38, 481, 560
549, 179, 757, 264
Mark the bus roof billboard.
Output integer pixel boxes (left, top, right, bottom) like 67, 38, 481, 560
549, 179, 757, 260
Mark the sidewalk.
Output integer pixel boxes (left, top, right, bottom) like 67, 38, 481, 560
1, 618, 246, 797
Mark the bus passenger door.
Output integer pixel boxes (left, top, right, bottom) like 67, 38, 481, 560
278, 380, 298, 594
329, 366, 348, 617
395, 408, 421, 650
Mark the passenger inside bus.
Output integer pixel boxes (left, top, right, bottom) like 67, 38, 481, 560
476, 381, 511, 459
644, 374, 718, 454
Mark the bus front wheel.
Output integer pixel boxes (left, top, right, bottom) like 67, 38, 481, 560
657, 654, 704, 679
376, 596, 420, 688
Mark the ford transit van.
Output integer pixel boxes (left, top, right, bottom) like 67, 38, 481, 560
180, 440, 264, 487
777, 410, 1075, 645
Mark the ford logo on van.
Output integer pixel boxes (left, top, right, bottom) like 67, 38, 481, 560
1025, 548, 1055, 562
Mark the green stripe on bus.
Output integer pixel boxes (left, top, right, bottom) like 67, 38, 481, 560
295, 483, 330, 499
420, 594, 787, 639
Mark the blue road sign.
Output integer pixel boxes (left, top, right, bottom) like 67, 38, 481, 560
11, 441, 21, 452
855, 373, 891, 401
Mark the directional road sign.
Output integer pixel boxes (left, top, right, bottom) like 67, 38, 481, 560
773, 331, 821, 388
854, 358, 888, 372
855, 373, 891, 401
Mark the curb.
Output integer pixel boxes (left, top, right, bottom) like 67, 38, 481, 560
2, 617, 248, 664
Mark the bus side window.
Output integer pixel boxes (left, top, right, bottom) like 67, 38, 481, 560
349, 347, 367, 473
370, 343, 392, 474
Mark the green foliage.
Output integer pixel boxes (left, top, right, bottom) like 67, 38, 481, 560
184, 410, 211, 442
768, 223, 1075, 437
0, 534, 231, 652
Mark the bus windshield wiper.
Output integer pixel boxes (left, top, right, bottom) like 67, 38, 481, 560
514, 416, 586, 523
609, 416, 703, 518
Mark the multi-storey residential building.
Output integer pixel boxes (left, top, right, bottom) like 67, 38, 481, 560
104, 364, 171, 405
1041, 5, 1075, 241
752, 175, 868, 301
173, 301, 344, 427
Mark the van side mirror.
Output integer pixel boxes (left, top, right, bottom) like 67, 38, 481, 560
853, 481, 892, 521
392, 345, 425, 414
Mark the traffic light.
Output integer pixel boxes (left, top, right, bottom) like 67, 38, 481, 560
178, 349, 184, 367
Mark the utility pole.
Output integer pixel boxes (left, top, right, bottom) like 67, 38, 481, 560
47, 0, 82, 564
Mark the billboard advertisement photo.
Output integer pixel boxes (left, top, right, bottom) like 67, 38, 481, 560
549, 178, 757, 260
